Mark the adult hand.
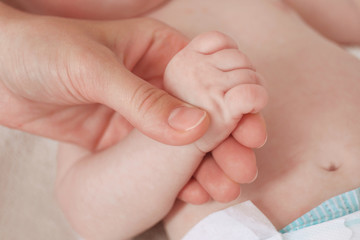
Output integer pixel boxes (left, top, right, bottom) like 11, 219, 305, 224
0, 3, 209, 150
0, 3, 267, 205
178, 113, 267, 204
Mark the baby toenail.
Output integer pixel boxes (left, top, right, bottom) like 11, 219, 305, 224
168, 106, 207, 131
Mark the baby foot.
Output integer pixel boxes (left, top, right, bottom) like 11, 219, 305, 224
164, 31, 268, 153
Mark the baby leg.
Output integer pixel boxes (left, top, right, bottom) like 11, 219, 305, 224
56, 31, 267, 240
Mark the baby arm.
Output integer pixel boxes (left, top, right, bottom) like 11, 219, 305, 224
56, 32, 267, 240
284, 0, 360, 44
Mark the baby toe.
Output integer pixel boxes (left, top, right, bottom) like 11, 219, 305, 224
210, 48, 254, 72
188, 31, 238, 54
222, 69, 263, 90
225, 84, 268, 119
232, 113, 268, 149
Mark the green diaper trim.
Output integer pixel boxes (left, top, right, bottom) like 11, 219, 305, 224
280, 188, 360, 233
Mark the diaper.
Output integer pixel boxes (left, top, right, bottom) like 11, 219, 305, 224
183, 198, 360, 240
182, 201, 282, 240
281, 188, 360, 233
282, 212, 360, 240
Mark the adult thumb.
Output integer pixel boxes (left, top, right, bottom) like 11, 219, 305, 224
96, 65, 209, 146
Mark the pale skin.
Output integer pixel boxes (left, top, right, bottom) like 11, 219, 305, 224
56, 31, 268, 240
145, 0, 360, 239
1, 0, 168, 19
284, 0, 360, 44
1, 0, 268, 239
55, 1, 360, 239
2, 0, 360, 239
0, 0, 267, 205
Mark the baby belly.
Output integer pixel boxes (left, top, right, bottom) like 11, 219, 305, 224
150, 0, 360, 229
149, 0, 304, 54
247, 138, 360, 229
248, 81, 360, 228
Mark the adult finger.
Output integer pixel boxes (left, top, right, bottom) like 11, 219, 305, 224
212, 137, 258, 184
88, 19, 210, 145
232, 113, 267, 149
177, 178, 211, 205
194, 154, 241, 203
95, 65, 210, 145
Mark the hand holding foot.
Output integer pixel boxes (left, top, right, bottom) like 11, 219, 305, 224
0, 3, 210, 150
164, 31, 268, 153
165, 32, 268, 203
56, 31, 268, 240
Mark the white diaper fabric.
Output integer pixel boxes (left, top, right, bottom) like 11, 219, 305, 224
183, 201, 282, 240
282, 210, 360, 240
182, 201, 360, 240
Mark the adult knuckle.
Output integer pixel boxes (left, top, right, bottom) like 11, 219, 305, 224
131, 84, 168, 116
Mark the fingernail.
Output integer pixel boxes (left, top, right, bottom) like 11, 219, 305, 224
168, 106, 206, 131
249, 169, 259, 183
257, 135, 268, 149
